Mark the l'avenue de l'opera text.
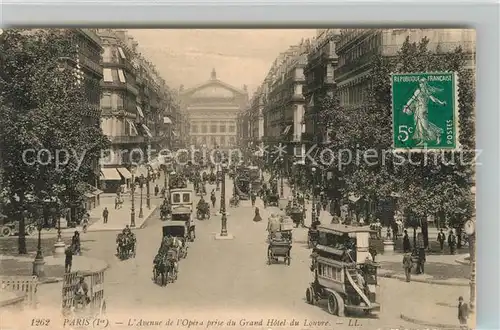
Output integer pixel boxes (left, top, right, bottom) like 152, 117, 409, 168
125, 318, 331, 328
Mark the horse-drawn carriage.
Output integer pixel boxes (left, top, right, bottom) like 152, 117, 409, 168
153, 249, 178, 286
116, 232, 136, 260
0, 220, 36, 237
196, 202, 210, 220
208, 172, 216, 184
267, 231, 292, 265
160, 200, 171, 221
286, 203, 305, 228
263, 191, 280, 207
162, 223, 189, 260
234, 166, 262, 200
171, 205, 196, 241
306, 224, 380, 317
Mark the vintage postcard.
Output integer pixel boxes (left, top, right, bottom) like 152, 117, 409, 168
0, 28, 476, 330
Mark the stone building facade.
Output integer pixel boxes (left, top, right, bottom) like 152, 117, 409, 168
97, 29, 179, 192
335, 28, 476, 108
303, 29, 341, 146
260, 42, 309, 173
180, 69, 248, 149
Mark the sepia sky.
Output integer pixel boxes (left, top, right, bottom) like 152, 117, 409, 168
127, 29, 317, 95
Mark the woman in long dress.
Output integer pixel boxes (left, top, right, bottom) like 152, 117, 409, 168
403, 78, 447, 146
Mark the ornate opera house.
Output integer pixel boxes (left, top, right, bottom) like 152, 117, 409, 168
180, 69, 248, 148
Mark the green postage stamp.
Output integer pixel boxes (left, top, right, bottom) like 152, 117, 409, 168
391, 72, 459, 151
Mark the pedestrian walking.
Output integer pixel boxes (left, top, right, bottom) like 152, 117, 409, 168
103, 207, 109, 224
253, 207, 262, 222
416, 248, 426, 274
403, 230, 411, 253
402, 252, 413, 282
458, 296, 470, 329
210, 189, 216, 208
437, 228, 446, 252
316, 201, 321, 218
448, 229, 457, 254
65, 246, 73, 273
154, 184, 159, 197
250, 191, 256, 207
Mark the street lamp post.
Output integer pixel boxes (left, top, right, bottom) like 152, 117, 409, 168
311, 167, 317, 225
216, 161, 233, 240
280, 157, 284, 197
139, 174, 144, 219
53, 204, 65, 258
146, 166, 151, 210
220, 164, 227, 236
130, 169, 136, 228
33, 207, 45, 277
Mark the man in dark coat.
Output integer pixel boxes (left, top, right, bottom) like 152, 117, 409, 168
403, 230, 411, 253
437, 228, 446, 252
402, 253, 413, 282
416, 248, 426, 274
458, 296, 469, 329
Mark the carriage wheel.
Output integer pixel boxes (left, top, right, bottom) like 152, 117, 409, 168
0, 226, 12, 237
327, 293, 339, 315
161, 272, 167, 286
307, 238, 312, 249
306, 287, 315, 305
286, 252, 291, 266
267, 248, 272, 265
26, 225, 35, 236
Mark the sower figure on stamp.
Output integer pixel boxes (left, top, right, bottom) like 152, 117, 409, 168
402, 77, 447, 146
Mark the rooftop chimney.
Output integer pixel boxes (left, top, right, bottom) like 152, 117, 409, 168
211, 68, 217, 80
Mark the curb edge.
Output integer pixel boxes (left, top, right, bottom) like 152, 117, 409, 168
379, 270, 468, 287
400, 313, 461, 330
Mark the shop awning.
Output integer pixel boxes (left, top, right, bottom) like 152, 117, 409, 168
282, 125, 292, 135
136, 106, 144, 118
100, 168, 122, 181
93, 189, 103, 196
142, 124, 153, 138
116, 167, 132, 179
163, 116, 172, 124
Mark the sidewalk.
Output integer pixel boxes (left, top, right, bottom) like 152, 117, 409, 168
0, 254, 108, 283
377, 253, 471, 286
394, 277, 472, 329
89, 195, 159, 231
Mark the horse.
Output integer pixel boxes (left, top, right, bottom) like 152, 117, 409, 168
153, 254, 168, 286
115, 196, 124, 209
229, 196, 239, 207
